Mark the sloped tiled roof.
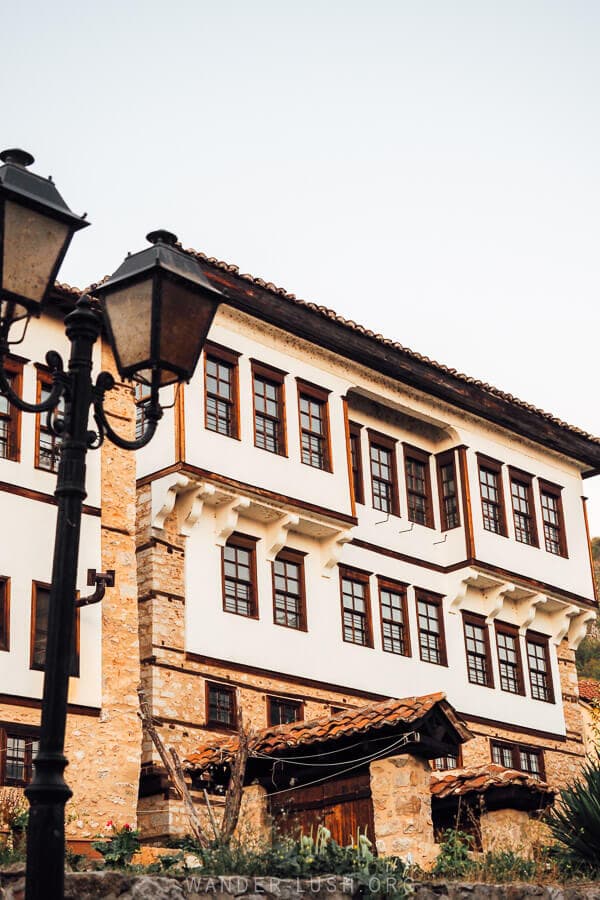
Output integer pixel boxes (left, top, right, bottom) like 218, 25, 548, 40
430, 764, 555, 800
579, 679, 600, 703
185, 692, 471, 772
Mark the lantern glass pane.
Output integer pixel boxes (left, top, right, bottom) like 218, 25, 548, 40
104, 279, 153, 374
158, 280, 218, 380
2, 200, 70, 306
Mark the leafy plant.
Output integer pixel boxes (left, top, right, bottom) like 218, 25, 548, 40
545, 752, 600, 872
431, 829, 475, 879
91, 820, 141, 868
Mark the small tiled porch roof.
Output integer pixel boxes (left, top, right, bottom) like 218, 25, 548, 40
578, 678, 600, 703
185, 692, 472, 773
430, 764, 555, 800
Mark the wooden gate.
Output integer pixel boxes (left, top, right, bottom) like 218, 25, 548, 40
268, 772, 375, 847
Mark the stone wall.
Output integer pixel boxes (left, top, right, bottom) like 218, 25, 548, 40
480, 809, 551, 856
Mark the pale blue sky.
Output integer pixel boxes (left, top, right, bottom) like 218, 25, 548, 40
2, 0, 600, 530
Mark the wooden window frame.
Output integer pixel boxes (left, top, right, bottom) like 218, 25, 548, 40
339, 566, 373, 648
0, 722, 40, 787
35, 367, 64, 473
134, 383, 152, 441
0, 577, 9, 652
415, 589, 448, 667
204, 341, 241, 440
30, 581, 80, 677
494, 620, 525, 695
266, 695, 304, 727
403, 443, 434, 528
526, 630, 555, 704
431, 747, 462, 771
476, 453, 508, 537
538, 479, 568, 558
490, 739, 546, 780
508, 467, 539, 548
0, 356, 24, 463
377, 575, 411, 657
367, 429, 400, 517
296, 378, 332, 472
205, 681, 237, 730
272, 548, 308, 632
348, 421, 365, 505
222, 533, 260, 619
436, 449, 461, 531
251, 360, 288, 456
462, 611, 494, 688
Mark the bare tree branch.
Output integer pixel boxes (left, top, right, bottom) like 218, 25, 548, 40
220, 701, 253, 843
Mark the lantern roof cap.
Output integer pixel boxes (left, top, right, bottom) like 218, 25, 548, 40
0, 148, 89, 229
95, 230, 222, 298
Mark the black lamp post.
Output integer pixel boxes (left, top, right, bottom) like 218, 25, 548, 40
0, 149, 222, 900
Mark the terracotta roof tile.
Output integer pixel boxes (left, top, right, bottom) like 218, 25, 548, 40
430, 764, 555, 800
185, 692, 471, 772
579, 679, 600, 702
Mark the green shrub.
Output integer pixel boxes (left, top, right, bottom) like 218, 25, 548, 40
545, 753, 600, 872
431, 829, 475, 879
91, 820, 141, 868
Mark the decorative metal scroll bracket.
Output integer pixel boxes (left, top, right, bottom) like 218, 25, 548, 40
76, 568, 116, 608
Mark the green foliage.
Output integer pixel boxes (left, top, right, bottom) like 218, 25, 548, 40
479, 850, 536, 882
576, 632, 600, 679
431, 829, 475, 879
545, 752, 600, 872
91, 820, 141, 868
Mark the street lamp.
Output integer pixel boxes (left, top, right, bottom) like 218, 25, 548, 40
0, 149, 223, 900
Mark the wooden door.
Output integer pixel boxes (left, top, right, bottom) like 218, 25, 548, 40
269, 772, 375, 847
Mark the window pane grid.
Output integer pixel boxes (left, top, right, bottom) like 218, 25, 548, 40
223, 544, 255, 617
38, 382, 64, 473
440, 462, 459, 529
135, 383, 152, 440
492, 741, 543, 780
380, 588, 407, 655
497, 631, 521, 693
342, 577, 369, 645
541, 491, 562, 555
0, 373, 16, 460
274, 558, 302, 629
370, 444, 394, 513
418, 598, 442, 664
527, 639, 551, 701
208, 686, 235, 727
511, 479, 535, 545
206, 357, 234, 436
350, 431, 363, 502
464, 620, 491, 686
432, 753, 459, 771
300, 395, 326, 468
254, 376, 282, 454
269, 699, 301, 726
480, 467, 503, 533
406, 457, 429, 525
5, 735, 38, 786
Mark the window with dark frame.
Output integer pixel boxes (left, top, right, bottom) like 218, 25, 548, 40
477, 455, 507, 536
539, 480, 568, 557
416, 590, 447, 665
205, 343, 240, 439
526, 632, 554, 703
298, 380, 331, 471
491, 740, 544, 780
348, 422, 364, 505
272, 549, 306, 631
222, 535, 258, 618
368, 431, 399, 516
495, 622, 524, 695
135, 382, 152, 441
436, 450, 460, 531
36, 369, 65, 473
340, 569, 372, 647
206, 682, 236, 728
252, 362, 286, 455
404, 445, 434, 527
1, 726, 40, 787
0, 578, 8, 652
509, 468, 538, 547
462, 612, 494, 687
268, 697, 303, 726
431, 752, 460, 771
0, 358, 22, 462
30, 583, 79, 677
378, 577, 410, 656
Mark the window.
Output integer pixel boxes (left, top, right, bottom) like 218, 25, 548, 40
368, 430, 399, 516
348, 421, 364, 505
0, 357, 23, 461
495, 622, 524, 695
0, 577, 9, 652
206, 682, 237, 728
491, 740, 544, 780
268, 697, 303, 726
272, 549, 306, 631
297, 380, 331, 471
526, 631, 554, 703
0, 726, 39, 787
204, 342, 240, 439
539, 480, 568, 557
462, 612, 494, 687
340, 568, 372, 647
30, 583, 79, 677
477, 454, 507, 536
404, 445, 434, 527
252, 361, 286, 455
416, 590, 447, 665
436, 450, 460, 531
35, 369, 64, 473
135, 382, 152, 440
509, 468, 538, 547
432, 752, 460, 771
378, 577, 410, 656
222, 535, 258, 618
